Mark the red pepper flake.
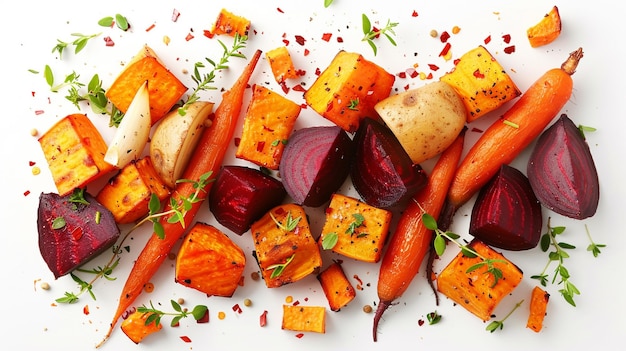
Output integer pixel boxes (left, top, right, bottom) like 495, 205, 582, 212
453, 58, 461, 65
83, 305, 90, 315
232, 303, 242, 314
502, 34, 511, 44
295, 35, 306, 46
304, 48, 310, 56
72, 227, 84, 241
428, 64, 439, 71
440, 31, 450, 43
180, 336, 192, 343
397, 71, 407, 79
146, 23, 156, 32
295, 333, 304, 339
31, 91, 36, 97
172, 9, 181, 22
295, 69, 306, 77
282, 39, 290, 46
292, 300, 300, 306
260, 310, 268, 327
35, 110, 45, 115
473, 69, 485, 79
412, 10, 419, 17
371, 27, 381, 39
203, 30, 214, 39
280, 82, 290, 94
197, 308, 209, 323
504, 45, 516, 54
277, 7, 284, 13
418, 319, 425, 326
439, 42, 451, 57
321, 33, 332, 42
336, 37, 343, 43
29, 161, 36, 166
484, 35, 491, 44
185, 33, 194, 41
24, 190, 31, 197
426, 72, 433, 79
408, 68, 418, 79
292, 84, 306, 93
234, 137, 241, 147
315, 67, 321, 76
103, 36, 115, 47
403, 84, 410, 91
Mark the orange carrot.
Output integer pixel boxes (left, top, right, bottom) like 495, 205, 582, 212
373, 127, 465, 342
97, 49, 261, 347
445, 48, 583, 215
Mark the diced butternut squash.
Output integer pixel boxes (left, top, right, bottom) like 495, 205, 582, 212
304, 51, 395, 132
175, 222, 246, 297
266, 46, 299, 84
282, 305, 326, 333
318, 193, 392, 263
96, 156, 170, 224
527, 6, 562, 48
38, 113, 116, 196
436, 240, 523, 321
210, 8, 250, 37
106, 45, 187, 125
120, 310, 163, 344
251, 203, 322, 288
235, 85, 301, 169
527, 286, 550, 332
440, 45, 521, 122
317, 262, 356, 311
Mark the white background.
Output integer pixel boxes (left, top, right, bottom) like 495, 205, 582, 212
2, 0, 624, 350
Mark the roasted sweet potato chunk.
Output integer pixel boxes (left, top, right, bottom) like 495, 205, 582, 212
527, 6, 562, 48
317, 262, 356, 311
120, 310, 163, 344
282, 305, 326, 333
527, 286, 550, 332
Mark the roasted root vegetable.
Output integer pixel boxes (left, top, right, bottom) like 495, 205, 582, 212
38, 113, 116, 196
251, 203, 322, 288
279, 126, 354, 207
527, 114, 599, 220
120, 310, 163, 344
96, 156, 170, 224
444, 48, 583, 218
527, 286, 550, 332
266, 46, 299, 84
374, 81, 467, 164
210, 8, 250, 37
175, 222, 246, 297
282, 305, 326, 333
436, 240, 524, 321
469, 164, 542, 251
373, 128, 465, 342
319, 193, 392, 263
351, 117, 428, 208
304, 50, 395, 132
317, 262, 356, 311
150, 101, 215, 188
235, 85, 301, 170
38, 191, 120, 279
209, 165, 286, 235
527, 6, 562, 48
99, 50, 262, 347
105, 45, 187, 125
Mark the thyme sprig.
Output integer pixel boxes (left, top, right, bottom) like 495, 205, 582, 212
179, 33, 248, 115
267, 253, 295, 279
98, 14, 130, 31
531, 218, 580, 306
422, 213, 505, 287
138, 300, 208, 327
270, 211, 302, 232
361, 14, 398, 56
585, 224, 605, 257
485, 299, 524, 333
53, 33, 101, 59
321, 213, 367, 250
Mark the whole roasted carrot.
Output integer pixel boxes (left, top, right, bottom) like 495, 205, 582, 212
97, 49, 262, 347
446, 48, 583, 214
373, 127, 465, 342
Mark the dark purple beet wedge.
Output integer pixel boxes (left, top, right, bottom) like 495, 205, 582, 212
469, 164, 542, 251
37, 191, 120, 279
351, 117, 427, 208
527, 114, 599, 220
209, 165, 287, 235
279, 126, 354, 207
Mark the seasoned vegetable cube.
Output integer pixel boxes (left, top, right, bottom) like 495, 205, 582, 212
266, 46, 299, 84
527, 286, 550, 332
120, 310, 163, 344
282, 305, 326, 333
210, 8, 250, 37
317, 262, 356, 311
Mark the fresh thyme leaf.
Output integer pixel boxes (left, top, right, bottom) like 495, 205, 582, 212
322, 232, 339, 250
44, 65, 54, 88
52, 217, 66, 229
138, 300, 208, 327
115, 14, 129, 31
426, 311, 442, 325
270, 211, 302, 232
585, 224, 606, 257
361, 14, 399, 55
485, 300, 524, 333
98, 16, 114, 27
268, 254, 295, 279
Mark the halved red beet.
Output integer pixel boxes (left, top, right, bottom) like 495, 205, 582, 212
279, 126, 354, 207
209, 165, 287, 235
351, 117, 427, 208
527, 114, 599, 220
469, 164, 542, 251
37, 191, 120, 279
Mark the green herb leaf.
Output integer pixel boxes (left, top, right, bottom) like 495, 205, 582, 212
426, 311, 442, 325
98, 16, 114, 27
115, 14, 129, 31
322, 232, 339, 250
268, 254, 295, 279
324, 0, 334, 7
52, 217, 66, 229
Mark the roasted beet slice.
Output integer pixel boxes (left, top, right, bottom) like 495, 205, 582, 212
209, 165, 287, 235
469, 164, 542, 251
351, 117, 427, 208
527, 114, 599, 219
279, 126, 354, 207
37, 191, 120, 279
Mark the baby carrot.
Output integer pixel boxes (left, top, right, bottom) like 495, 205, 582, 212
373, 127, 465, 342
97, 49, 262, 347
446, 48, 583, 214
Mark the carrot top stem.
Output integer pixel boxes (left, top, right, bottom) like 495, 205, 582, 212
561, 47, 583, 75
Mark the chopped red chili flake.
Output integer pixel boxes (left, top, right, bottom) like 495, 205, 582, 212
296, 69, 306, 76
103, 36, 114, 47
280, 82, 290, 94
403, 84, 410, 91
428, 64, 439, 71
315, 67, 321, 76
180, 336, 192, 343
408, 68, 418, 78
502, 34, 511, 44
292, 300, 300, 306
185, 33, 194, 41
260, 310, 268, 327
504, 45, 515, 54
282, 39, 290, 46
31, 91, 36, 97
146, 23, 156, 32
397, 71, 407, 79
232, 303, 242, 314
35, 110, 45, 115
292, 84, 306, 93
439, 42, 451, 57
296, 333, 304, 339
304, 48, 310, 56
484, 35, 492, 44
473, 69, 485, 79
29, 161, 36, 166
295, 35, 306, 46
418, 319, 425, 326
426, 72, 433, 79
72, 227, 84, 241
412, 10, 419, 17
440, 31, 450, 43
203, 30, 214, 39
336, 37, 343, 43
172, 9, 180, 22
453, 58, 461, 65
321, 33, 332, 42
277, 7, 284, 13
83, 305, 90, 315
24, 190, 31, 197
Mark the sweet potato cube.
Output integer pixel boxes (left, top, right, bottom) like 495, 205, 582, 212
266, 46, 299, 84
120, 310, 163, 344
211, 8, 250, 37
235, 85, 301, 169
95, 157, 170, 224
38, 114, 115, 196
282, 305, 326, 333
436, 240, 523, 321
106, 46, 187, 125
440, 45, 521, 122
527, 6, 562, 48
251, 203, 322, 288
175, 223, 246, 297
304, 51, 395, 132
317, 262, 356, 311
319, 193, 392, 263
527, 286, 550, 332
